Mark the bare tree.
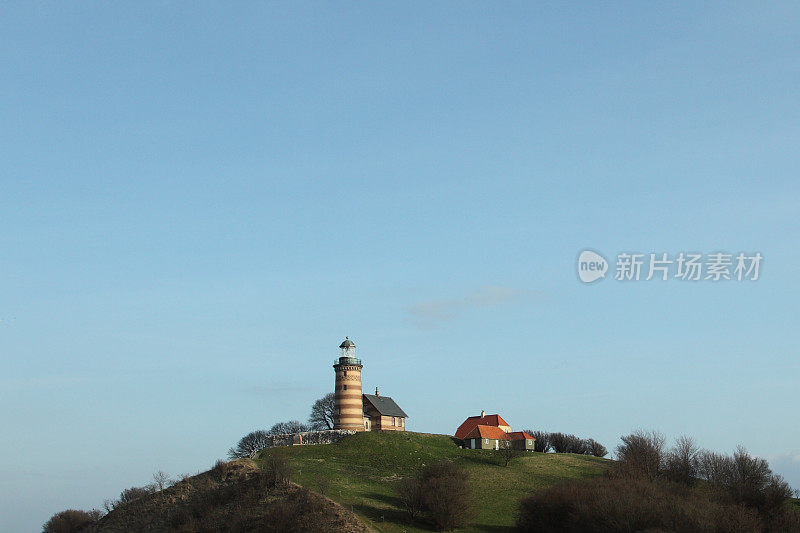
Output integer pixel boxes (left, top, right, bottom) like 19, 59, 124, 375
308, 392, 336, 430
529, 431, 551, 453
697, 445, 793, 515
549, 432, 569, 453
585, 438, 608, 458
564, 435, 587, 454
697, 450, 729, 486
152, 470, 173, 491
269, 420, 309, 435
228, 429, 270, 459
664, 435, 700, 485
499, 440, 523, 467
615, 430, 666, 480
550, 432, 584, 453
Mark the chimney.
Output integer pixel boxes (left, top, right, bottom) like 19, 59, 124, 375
375, 387, 379, 396
480, 410, 485, 418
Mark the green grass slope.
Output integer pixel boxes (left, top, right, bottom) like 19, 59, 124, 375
255, 431, 610, 532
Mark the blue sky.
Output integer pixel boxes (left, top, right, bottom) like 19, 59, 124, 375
2, 2, 799, 530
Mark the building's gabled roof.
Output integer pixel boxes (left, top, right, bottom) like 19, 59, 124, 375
362, 394, 408, 418
455, 414, 511, 440
463, 425, 509, 441
508, 431, 535, 441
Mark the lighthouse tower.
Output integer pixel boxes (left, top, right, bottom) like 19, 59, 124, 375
333, 337, 365, 431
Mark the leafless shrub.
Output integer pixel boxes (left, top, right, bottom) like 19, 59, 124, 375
664, 435, 700, 485
262, 487, 332, 532
116, 484, 156, 507
397, 461, 473, 530
152, 470, 173, 491
698, 446, 794, 517
42, 509, 96, 533
265, 455, 292, 489
614, 430, 666, 480
515, 476, 763, 532
396, 476, 425, 521
209, 459, 232, 480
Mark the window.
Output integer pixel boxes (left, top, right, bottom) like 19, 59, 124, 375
344, 385, 347, 390
484, 438, 489, 444
392, 417, 396, 426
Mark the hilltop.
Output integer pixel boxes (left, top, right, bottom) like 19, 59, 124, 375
87, 458, 369, 532
254, 430, 609, 532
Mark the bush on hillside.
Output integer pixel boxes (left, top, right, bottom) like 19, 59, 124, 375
607, 432, 797, 528
663, 435, 700, 485
259, 487, 340, 532
265, 455, 292, 489
515, 476, 766, 533
697, 446, 794, 517
42, 509, 96, 533
534, 431, 607, 457
103, 483, 157, 512
397, 476, 425, 521
585, 438, 608, 458
396, 460, 474, 530
614, 430, 666, 480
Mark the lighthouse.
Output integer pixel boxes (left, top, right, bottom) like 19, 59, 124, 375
332, 337, 365, 431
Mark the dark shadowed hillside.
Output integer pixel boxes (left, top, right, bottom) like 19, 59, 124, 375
87, 459, 369, 533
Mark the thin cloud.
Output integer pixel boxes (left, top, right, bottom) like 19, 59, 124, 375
406, 286, 531, 328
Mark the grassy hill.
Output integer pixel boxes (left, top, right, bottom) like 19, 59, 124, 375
254, 431, 610, 532
88, 458, 369, 532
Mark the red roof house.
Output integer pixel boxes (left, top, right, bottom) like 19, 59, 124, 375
454, 412, 511, 440
456, 412, 535, 451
